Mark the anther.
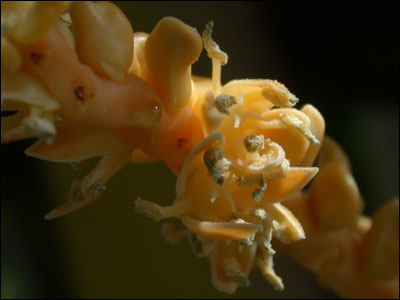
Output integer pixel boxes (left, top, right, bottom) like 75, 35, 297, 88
244, 134, 265, 153
203, 147, 232, 185
215, 94, 237, 115
252, 176, 267, 202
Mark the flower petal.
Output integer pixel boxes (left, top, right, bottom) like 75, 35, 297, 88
25, 125, 131, 162
181, 215, 260, 241
299, 104, 325, 167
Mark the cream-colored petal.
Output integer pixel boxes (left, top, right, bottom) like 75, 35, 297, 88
181, 216, 260, 241
257, 248, 284, 291
264, 167, 318, 203
210, 245, 238, 294
299, 104, 325, 167
222, 79, 297, 108
233, 167, 318, 205
45, 151, 132, 220
266, 203, 305, 243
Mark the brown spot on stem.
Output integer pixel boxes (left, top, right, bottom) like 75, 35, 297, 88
74, 86, 84, 101
30, 52, 42, 64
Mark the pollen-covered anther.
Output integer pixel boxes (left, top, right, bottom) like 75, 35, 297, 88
252, 176, 267, 202
202, 21, 228, 94
223, 257, 250, 288
215, 94, 237, 115
280, 112, 320, 145
244, 134, 265, 153
202, 92, 228, 134
250, 208, 275, 255
203, 147, 232, 184
252, 208, 267, 221
202, 21, 228, 65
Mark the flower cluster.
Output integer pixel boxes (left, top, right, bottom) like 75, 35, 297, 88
1, 2, 398, 298
134, 20, 326, 293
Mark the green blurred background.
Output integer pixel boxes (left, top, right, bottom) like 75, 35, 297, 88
1, 1, 398, 298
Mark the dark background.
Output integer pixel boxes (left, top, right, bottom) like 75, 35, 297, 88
1, 1, 398, 298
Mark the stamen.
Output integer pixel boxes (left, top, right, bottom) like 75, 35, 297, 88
244, 134, 265, 153
202, 21, 228, 95
176, 131, 224, 198
202, 21, 228, 65
221, 172, 237, 213
134, 198, 187, 222
251, 208, 275, 255
257, 249, 284, 291
252, 176, 267, 202
280, 112, 320, 145
215, 94, 237, 115
204, 147, 232, 185
202, 90, 225, 134
223, 257, 250, 288
135, 197, 163, 222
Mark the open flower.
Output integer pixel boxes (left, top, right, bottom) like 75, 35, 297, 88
135, 21, 325, 293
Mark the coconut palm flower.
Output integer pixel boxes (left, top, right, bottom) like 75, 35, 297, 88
1, 2, 397, 298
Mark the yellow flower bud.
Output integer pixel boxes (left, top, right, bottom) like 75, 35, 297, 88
145, 17, 203, 111
70, 1, 133, 81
